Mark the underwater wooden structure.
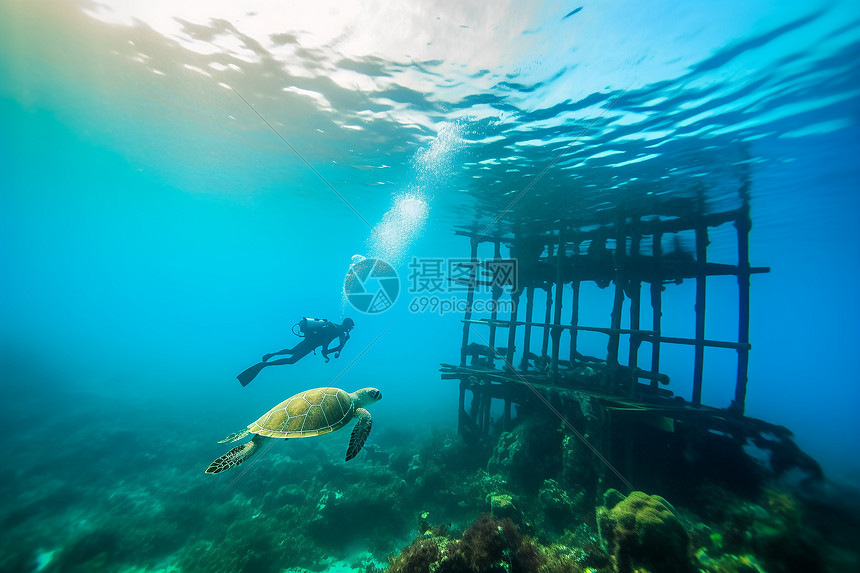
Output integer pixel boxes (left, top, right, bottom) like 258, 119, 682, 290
439, 187, 825, 489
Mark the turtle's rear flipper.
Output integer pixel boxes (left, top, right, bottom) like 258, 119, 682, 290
345, 408, 372, 461
205, 436, 262, 474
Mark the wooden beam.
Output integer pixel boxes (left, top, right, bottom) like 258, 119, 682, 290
463, 319, 657, 336
641, 334, 750, 351
445, 260, 768, 289
454, 208, 746, 245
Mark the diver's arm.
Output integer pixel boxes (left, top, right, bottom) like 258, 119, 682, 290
320, 340, 333, 362
328, 333, 349, 358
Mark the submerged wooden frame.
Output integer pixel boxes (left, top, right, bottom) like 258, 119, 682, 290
442, 188, 771, 442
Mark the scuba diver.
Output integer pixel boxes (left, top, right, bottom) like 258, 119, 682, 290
236, 317, 355, 387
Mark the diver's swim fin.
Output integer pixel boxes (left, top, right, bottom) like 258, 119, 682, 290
237, 362, 267, 387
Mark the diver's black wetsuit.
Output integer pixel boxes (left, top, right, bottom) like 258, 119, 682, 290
236, 318, 354, 387
263, 322, 349, 365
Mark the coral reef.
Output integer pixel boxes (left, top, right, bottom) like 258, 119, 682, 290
597, 489, 695, 573
0, 390, 856, 573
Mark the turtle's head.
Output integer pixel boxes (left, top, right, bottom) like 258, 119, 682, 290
353, 387, 382, 408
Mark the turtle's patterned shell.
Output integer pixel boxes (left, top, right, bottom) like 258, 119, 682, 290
248, 387, 354, 439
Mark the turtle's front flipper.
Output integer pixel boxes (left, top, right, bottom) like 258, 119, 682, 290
218, 429, 250, 443
205, 435, 265, 474
345, 408, 372, 461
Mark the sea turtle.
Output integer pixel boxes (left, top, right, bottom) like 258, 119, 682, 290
205, 386, 382, 474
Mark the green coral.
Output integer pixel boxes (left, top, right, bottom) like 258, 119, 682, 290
597, 490, 694, 573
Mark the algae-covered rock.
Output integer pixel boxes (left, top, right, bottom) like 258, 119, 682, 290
752, 489, 824, 573
696, 551, 766, 573
385, 536, 442, 573
458, 515, 543, 572
488, 493, 523, 526
387, 515, 544, 573
597, 490, 694, 573
537, 479, 584, 534
554, 522, 612, 571
488, 418, 562, 490
601, 487, 626, 511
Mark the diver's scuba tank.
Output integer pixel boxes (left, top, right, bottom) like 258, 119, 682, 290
292, 317, 329, 337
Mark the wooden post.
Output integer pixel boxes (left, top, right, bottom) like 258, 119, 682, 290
570, 280, 581, 364
568, 237, 581, 364
504, 287, 521, 429
541, 239, 555, 357
482, 383, 492, 438
458, 378, 466, 435
551, 227, 567, 376
503, 388, 512, 431
460, 237, 480, 367
608, 219, 626, 368
520, 286, 536, 371
505, 287, 521, 369
487, 241, 503, 368
734, 204, 752, 415
692, 221, 709, 406
650, 231, 663, 389
470, 386, 481, 425
627, 223, 642, 396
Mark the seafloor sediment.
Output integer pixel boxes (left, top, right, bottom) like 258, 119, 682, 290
1, 389, 858, 573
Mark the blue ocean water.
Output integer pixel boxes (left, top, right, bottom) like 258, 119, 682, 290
2, 1, 859, 572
